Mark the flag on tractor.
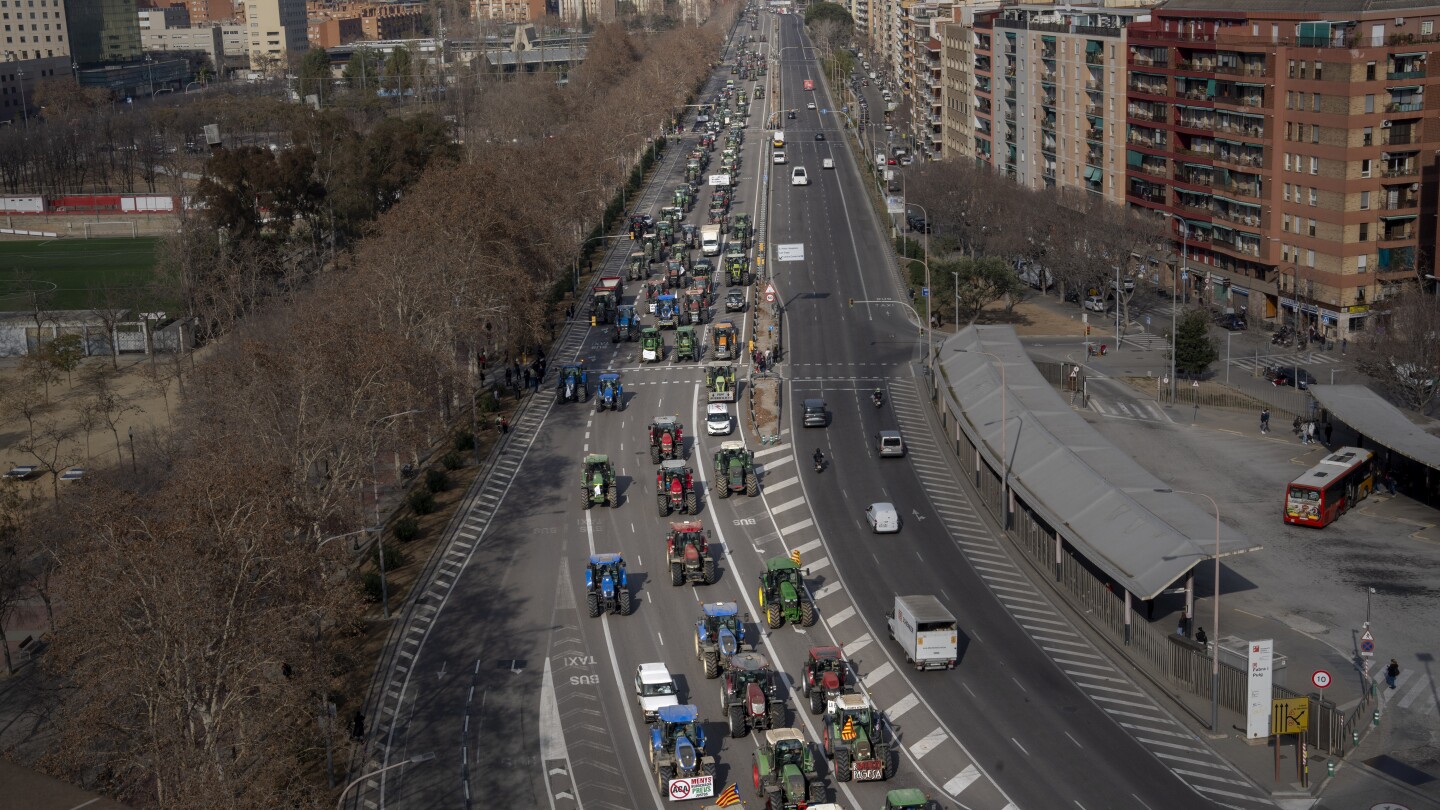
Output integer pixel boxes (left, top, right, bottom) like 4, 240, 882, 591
790, 549, 801, 565
841, 717, 857, 741
716, 783, 741, 807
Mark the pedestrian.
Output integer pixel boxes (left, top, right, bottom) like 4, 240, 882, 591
1385, 470, 1398, 496
1195, 627, 1208, 646
504, 368, 513, 387
1342, 337, 1348, 355
500, 416, 510, 434
1386, 658, 1400, 689
1260, 408, 1271, 434
1324, 422, 1333, 446
351, 711, 366, 741
1176, 619, 1186, 637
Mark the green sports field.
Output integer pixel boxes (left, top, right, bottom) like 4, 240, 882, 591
0, 237, 165, 312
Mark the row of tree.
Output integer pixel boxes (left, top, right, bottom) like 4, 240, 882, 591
3, 10, 737, 807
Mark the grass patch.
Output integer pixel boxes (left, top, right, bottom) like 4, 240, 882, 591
0, 237, 165, 311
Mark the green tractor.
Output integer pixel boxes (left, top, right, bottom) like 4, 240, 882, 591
757, 557, 816, 629
581, 454, 619, 509
674, 325, 699, 363
726, 253, 750, 286
883, 788, 931, 810
656, 219, 675, 249
627, 250, 647, 281
713, 441, 758, 497
643, 231, 660, 262
640, 327, 664, 363
822, 693, 895, 783
752, 728, 826, 809
660, 206, 683, 228
732, 213, 753, 249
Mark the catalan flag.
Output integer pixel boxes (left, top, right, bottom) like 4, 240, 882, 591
790, 549, 802, 565
841, 717, 857, 741
716, 783, 741, 807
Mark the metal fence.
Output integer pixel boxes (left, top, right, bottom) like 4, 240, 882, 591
928, 372, 1361, 755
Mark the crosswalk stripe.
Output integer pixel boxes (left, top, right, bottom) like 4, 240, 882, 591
862, 661, 894, 688
886, 692, 920, 721
826, 606, 856, 626
794, 539, 822, 556
943, 765, 982, 796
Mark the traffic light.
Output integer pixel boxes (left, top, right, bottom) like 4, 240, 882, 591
848, 298, 855, 308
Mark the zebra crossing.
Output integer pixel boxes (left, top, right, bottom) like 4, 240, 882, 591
1122, 331, 1172, 351
1084, 396, 1171, 423
884, 377, 1278, 810
1377, 665, 1440, 720
1225, 350, 1343, 375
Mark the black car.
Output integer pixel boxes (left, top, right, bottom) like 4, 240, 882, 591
906, 214, 930, 234
1267, 366, 1316, 390
1217, 313, 1247, 331
815, 132, 825, 141
787, 110, 797, 119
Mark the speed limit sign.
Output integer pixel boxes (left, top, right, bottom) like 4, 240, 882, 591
1311, 669, 1332, 689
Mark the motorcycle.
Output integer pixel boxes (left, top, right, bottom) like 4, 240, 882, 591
813, 453, 825, 473
872, 391, 884, 408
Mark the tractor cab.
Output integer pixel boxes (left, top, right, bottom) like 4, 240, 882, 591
648, 416, 684, 462
697, 601, 746, 656
711, 323, 737, 360
832, 693, 876, 732
659, 207, 683, 228
581, 454, 618, 509
732, 213, 752, 248
643, 230, 660, 261
613, 306, 639, 343
667, 520, 708, 559
726, 651, 775, 691
713, 440, 757, 497
650, 704, 707, 763
674, 325, 699, 363
656, 294, 679, 328
680, 223, 699, 249
595, 373, 623, 412
657, 460, 697, 516
759, 556, 815, 629
656, 219, 675, 247
645, 278, 667, 312
884, 788, 930, 810
666, 259, 687, 288
640, 327, 664, 363
765, 727, 808, 769
557, 365, 588, 402
804, 646, 851, 715
683, 286, 709, 321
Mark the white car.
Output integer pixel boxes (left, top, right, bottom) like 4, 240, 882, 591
791, 167, 809, 186
1084, 295, 1107, 312
807, 101, 816, 110
634, 663, 680, 721
773, 150, 787, 164
706, 403, 732, 435
866, 502, 900, 533
822, 157, 835, 170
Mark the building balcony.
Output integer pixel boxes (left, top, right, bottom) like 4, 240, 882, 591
1224, 181, 1263, 199
1086, 128, 1104, 142
1212, 207, 1263, 230
1137, 161, 1168, 178
1382, 163, 1417, 178
1176, 168, 1213, 186
1387, 101, 1424, 113
1214, 149, 1265, 170
1128, 81, 1168, 96
1175, 144, 1216, 159
1212, 62, 1267, 78
1128, 188, 1168, 205
1085, 105, 1103, 117
1176, 58, 1217, 72
1380, 226, 1416, 242
1128, 135, 1168, 151
1085, 52, 1103, 65
1382, 130, 1416, 146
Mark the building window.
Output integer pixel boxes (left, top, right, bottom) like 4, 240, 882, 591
1310, 156, 1319, 174
1358, 254, 1368, 272
1364, 93, 1374, 113
1308, 218, 1316, 237
1360, 190, 1370, 209
1283, 214, 1291, 232
1363, 126, 1373, 146
1360, 222, 1370, 241
1298, 61, 1307, 79
1313, 61, 1322, 80
1361, 158, 1372, 178
1312, 93, 1321, 112
1365, 62, 1375, 81
1311, 125, 1319, 143
1423, 21, 1434, 36
1283, 183, 1292, 202
1309, 188, 1318, 206
1284, 153, 1292, 171
1287, 59, 1296, 77
1306, 250, 1315, 267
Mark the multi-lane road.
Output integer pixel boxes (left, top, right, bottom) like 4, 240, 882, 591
352, 11, 1278, 810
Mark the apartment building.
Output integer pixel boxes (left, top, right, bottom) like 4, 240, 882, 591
896, 1, 949, 157
1125, 0, 1440, 338
141, 11, 228, 65
183, 0, 237, 23
139, 5, 192, 29
67, 0, 143, 64
244, 0, 307, 72
941, 12, 975, 159
471, 0, 546, 23
976, 4, 1144, 201
1, 0, 71, 126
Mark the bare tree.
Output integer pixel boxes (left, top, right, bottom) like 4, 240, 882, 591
1357, 288, 1440, 414
82, 366, 142, 464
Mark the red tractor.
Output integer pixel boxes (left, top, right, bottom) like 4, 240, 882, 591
665, 520, 717, 585
648, 416, 685, 464
801, 646, 853, 716
657, 460, 699, 516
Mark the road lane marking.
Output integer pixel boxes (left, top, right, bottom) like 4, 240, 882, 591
910, 727, 948, 759
886, 693, 920, 721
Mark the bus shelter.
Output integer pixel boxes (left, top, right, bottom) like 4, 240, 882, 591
1310, 385, 1440, 508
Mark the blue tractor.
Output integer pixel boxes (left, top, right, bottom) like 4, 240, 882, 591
648, 705, 715, 794
584, 553, 631, 616
695, 601, 748, 678
613, 305, 640, 343
656, 294, 679, 328
558, 365, 588, 403
596, 373, 624, 412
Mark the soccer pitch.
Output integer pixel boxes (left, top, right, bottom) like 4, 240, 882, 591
0, 237, 164, 311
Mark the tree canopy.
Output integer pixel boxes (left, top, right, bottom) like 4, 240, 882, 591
805, 1, 853, 28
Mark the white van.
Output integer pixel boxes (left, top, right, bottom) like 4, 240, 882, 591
866, 502, 900, 533
822, 157, 835, 169
706, 403, 732, 435
791, 166, 809, 186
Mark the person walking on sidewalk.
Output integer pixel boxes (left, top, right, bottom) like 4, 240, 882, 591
1386, 658, 1400, 689
1324, 422, 1333, 446
1260, 408, 1271, 434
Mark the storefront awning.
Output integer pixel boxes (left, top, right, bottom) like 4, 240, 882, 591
1085, 166, 1102, 182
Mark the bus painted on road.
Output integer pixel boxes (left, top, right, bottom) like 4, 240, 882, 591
1283, 447, 1376, 527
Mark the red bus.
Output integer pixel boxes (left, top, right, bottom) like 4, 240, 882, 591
1283, 447, 1376, 527
803, 79, 814, 91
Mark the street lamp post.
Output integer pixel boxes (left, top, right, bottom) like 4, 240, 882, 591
4, 53, 29, 134
1161, 213, 1191, 404
960, 349, 1010, 527
128, 425, 136, 472
1157, 487, 1222, 733
906, 202, 933, 370
371, 409, 423, 619
335, 752, 435, 810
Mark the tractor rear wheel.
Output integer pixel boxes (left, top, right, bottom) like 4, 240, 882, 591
657, 494, 669, 517
618, 590, 632, 616
717, 479, 731, 499
703, 650, 721, 679
752, 763, 763, 797
702, 557, 717, 585
607, 484, 618, 507
807, 780, 826, 804
671, 562, 684, 586
582, 490, 593, 510
767, 700, 785, 730
684, 491, 698, 514
880, 744, 896, 779
586, 592, 601, 617
808, 689, 825, 715
658, 765, 675, 792
745, 473, 759, 497
835, 750, 852, 782
728, 703, 746, 738
650, 446, 661, 464
800, 597, 816, 627
765, 602, 782, 629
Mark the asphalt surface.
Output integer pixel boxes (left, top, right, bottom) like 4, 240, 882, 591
352, 11, 1291, 810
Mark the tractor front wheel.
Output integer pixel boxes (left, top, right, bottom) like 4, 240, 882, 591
807, 780, 826, 805
729, 703, 746, 738
880, 744, 897, 779
752, 763, 763, 798
808, 689, 825, 715
657, 494, 669, 517
801, 597, 816, 627
684, 491, 698, 514
835, 750, 852, 783
582, 490, 593, 510
703, 650, 721, 679
658, 765, 675, 792
618, 589, 632, 616
671, 562, 684, 586
765, 602, 782, 629
587, 592, 601, 618
717, 479, 731, 499
767, 700, 785, 730
702, 558, 717, 585
607, 484, 618, 507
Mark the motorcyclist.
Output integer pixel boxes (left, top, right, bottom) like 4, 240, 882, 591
872, 388, 884, 406
813, 448, 824, 469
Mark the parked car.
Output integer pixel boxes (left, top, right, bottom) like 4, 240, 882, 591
906, 214, 930, 234
1267, 366, 1316, 390
1217, 313, 1247, 331
1083, 295, 1107, 312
